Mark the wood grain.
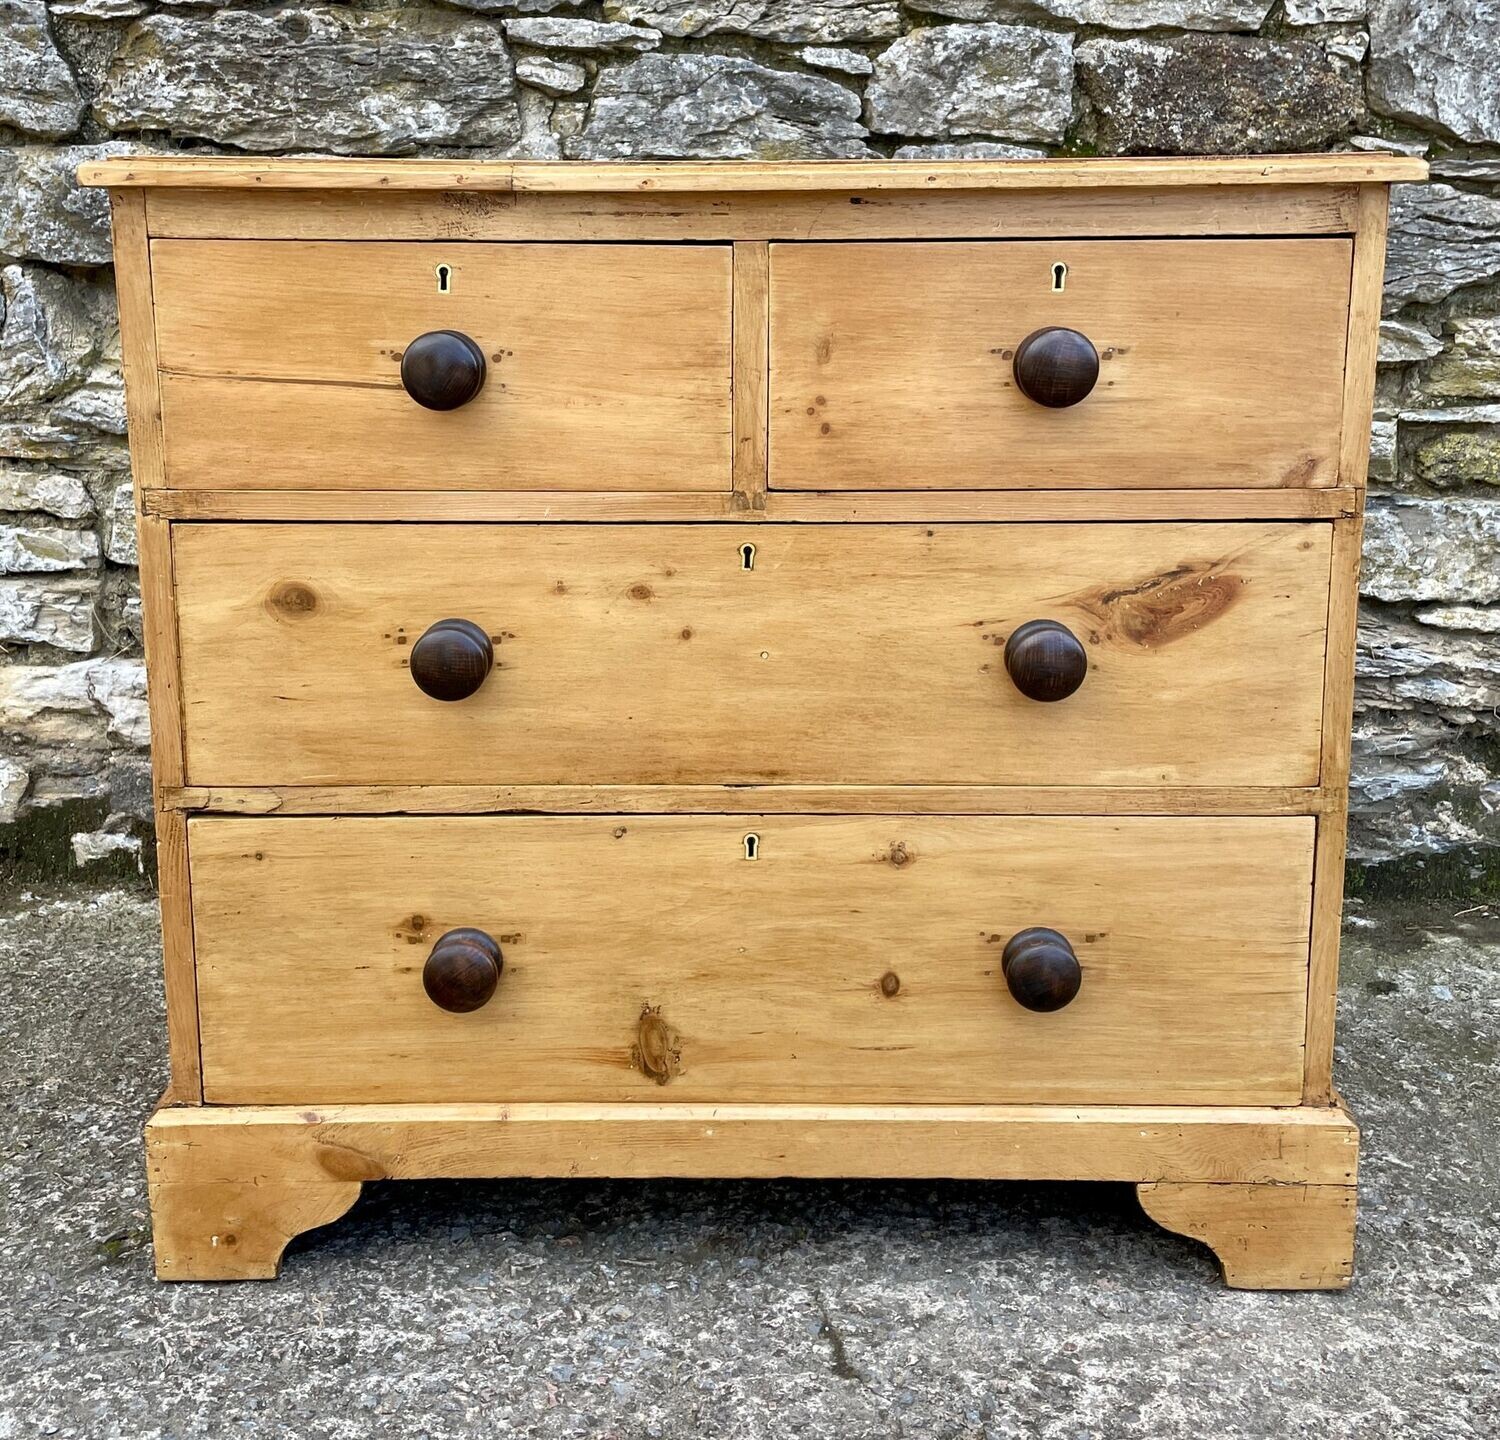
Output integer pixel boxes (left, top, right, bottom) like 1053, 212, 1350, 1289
153, 808, 203, 1103
1339, 186, 1394, 489
189, 814, 1315, 1106
1305, 515, 1366, 1102
147, 1139, 362, 1281
137, 516, 201, 1101
1138, 1180, 1357, 1289
1313, 192, 1386, 1110
109, 192, 168, 493
144, 490, 746, 521
149, 1101, 1360, 1184
140, 487, 1360, 523
138, 186, 1364, 245
171, 522, 1333, 788
771, 239, 1352, 491
144, 1098, 1359, 1279
151, 240, 732, 491
80, 153, 1427, 190
133, 516, 185, 791
160, 783, 1335, 817
767, 490, 1360, 521
114, 199, 201, 1102
732, 241, 770, 512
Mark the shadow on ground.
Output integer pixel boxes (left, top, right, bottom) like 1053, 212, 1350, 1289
1, 888, 1495, 1438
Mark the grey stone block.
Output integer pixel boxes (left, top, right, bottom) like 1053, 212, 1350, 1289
604, 0, 899, 44
0, 576, 96, 650
1369, 0, 1500, 145
0, 144, 142, 268
865, 25, 1072, 143
94, 7, 522, 155
0, 0, 85, 139
504, 18, 659, 51
0, 523, 100, 574
1384, 184, 1500, 309
1362, 498, 1500, 603
516, 56, 588, 97
0, 464, 94, 519
0, 265, 125, 460
1077, 35, 1363, 154
909, 0, 1269, 28
570, 54, 869, 159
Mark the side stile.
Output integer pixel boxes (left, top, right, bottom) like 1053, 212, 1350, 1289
1304, 184, 1390, 1103
111, 190, 203, 1102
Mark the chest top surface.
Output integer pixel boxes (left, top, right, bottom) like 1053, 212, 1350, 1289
78, 153, 1427, 191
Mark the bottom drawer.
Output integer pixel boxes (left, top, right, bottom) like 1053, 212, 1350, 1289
190, 815, 1314, 1106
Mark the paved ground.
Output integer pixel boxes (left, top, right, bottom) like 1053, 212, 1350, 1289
1, 886, 1496, 1439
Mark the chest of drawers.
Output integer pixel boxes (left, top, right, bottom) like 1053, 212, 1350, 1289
83, 152, 1426, 1288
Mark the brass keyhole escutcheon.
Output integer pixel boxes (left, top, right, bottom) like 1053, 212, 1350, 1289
436, 263, 452, 293
740, 542, 756, 571
1051, 261, 1067, 292
743, 833, 760, 860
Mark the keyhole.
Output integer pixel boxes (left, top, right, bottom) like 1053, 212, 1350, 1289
1051, 262, 1067, 292
742, 833, 760, 861
436, 264, 452, 293
740, 542, 756, 571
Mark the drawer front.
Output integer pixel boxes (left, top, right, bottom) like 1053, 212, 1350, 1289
174, 522, 1331, 788
192, 815, 1314, 1105
150, 240, 733, 491
769, 239, 1352, 491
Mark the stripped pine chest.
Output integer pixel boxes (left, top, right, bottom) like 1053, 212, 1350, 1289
81, 152, 1426, 1286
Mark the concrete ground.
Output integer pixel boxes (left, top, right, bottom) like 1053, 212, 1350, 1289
0, 888, 1495, 1440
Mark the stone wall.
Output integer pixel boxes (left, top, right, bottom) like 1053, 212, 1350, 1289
1, 0, 1497, 886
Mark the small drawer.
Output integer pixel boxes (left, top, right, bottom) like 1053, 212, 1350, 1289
769, 239, 1353, 491
191, 814, 1315, 1106
150, 240, 733, 491
172, 520, 1332, 788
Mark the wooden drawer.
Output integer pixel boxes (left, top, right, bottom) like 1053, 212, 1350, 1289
150, 240, 733, 491
173, 521, 1332, 788
191, 814, 1315, 1105
769, 239, 1353, 491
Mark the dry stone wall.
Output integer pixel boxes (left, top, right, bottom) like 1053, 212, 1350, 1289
1, 0, 1497, 886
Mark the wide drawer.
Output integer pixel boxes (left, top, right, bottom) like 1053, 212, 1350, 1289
149, 240, 733, 491
173, 521, 1332, 788
191, 815, 1315, 1105
770, 239, 1353, 490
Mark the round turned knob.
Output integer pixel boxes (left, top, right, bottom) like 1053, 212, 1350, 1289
1004, 619, 1087, 703
1001, 927, 1082, 1013
410, 618, 493, 702
1013, 327, 1100, 409
423, 927, 503, 1013
400, 330, 487, 411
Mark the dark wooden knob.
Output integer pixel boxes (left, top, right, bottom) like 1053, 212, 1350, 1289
1001, 927, 1081, 1013
410, 618, 493, 702
400, 330, 487, 411
423, 927, 503, 1013
1013, 327, 1099, 408
1004, 619, 1087, 702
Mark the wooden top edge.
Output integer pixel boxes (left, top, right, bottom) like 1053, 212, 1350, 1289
148, 1101, 1361, 1129
77, 154, 1429, 192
